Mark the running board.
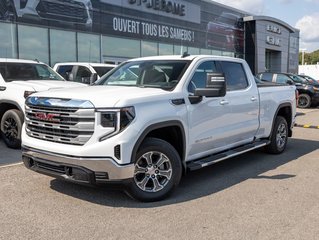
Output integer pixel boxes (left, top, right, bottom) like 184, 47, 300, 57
187, 140, 270, 171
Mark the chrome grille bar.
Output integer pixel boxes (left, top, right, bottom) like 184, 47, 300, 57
25, 104, 95, 146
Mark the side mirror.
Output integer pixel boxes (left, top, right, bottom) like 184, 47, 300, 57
286, 79, 294, 85
194, 73, 226, 97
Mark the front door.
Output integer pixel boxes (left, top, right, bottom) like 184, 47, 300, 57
186, 60, 259, 161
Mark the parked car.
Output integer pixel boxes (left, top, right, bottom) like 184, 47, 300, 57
53, 62, 117, 84
257, 72, 319, 108
0, 58, 85, 148
298, 74, 319, 84
23, 55, 296, 202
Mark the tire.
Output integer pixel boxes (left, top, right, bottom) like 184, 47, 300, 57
297, 94, 311, 108
265, 116, 288, 154
0, 109, 23, 149
125, 137, 182, 202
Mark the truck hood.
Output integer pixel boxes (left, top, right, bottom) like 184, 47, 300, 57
32, 85, 176, 108
9, 80, 86, 91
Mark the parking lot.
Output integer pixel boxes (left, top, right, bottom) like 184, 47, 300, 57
0, 108, 319, 240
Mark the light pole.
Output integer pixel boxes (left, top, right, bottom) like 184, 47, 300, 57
300, 48, 307, 65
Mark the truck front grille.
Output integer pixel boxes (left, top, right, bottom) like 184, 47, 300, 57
36, 0, 88, 23
25, 104, 95, 146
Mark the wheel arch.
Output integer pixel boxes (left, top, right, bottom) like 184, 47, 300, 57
271, 103, 293, 138
0, 101, 23, 123
131, 121, 186, 171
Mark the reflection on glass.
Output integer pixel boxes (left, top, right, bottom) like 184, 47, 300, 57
188, 47, 200, 55
18, 25, 49, 64
50, 29, 76, 65
141, 41, 158, 57
103, 36, 140, 58
78, 32, 100, 62
0, 22, 17, 58
159, 43, 173, 55
200, 49, 212, 55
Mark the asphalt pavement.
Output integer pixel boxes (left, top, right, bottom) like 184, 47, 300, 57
0, 107, 318, 240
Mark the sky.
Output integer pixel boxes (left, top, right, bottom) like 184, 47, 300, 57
212, 0, 319, 53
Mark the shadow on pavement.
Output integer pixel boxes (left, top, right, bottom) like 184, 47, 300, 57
50, 137, 318, 208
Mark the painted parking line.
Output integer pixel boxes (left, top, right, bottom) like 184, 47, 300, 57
295, 124, 319, 129
0, 162, 23, 169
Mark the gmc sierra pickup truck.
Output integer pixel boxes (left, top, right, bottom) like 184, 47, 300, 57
22, 55, 297, 202
0, 58, 85, 149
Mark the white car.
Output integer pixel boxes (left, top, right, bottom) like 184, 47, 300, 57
0, 58, 85, 148
22, 55, 297, 201
53, 62, 117, 84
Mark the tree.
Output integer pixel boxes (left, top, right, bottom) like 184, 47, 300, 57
299, 50, 319, 65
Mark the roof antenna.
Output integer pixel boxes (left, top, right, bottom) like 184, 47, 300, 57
182, 51, 190, 58
34, 59, 40, 63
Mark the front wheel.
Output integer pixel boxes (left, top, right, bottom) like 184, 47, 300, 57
0, 109, 23, 149
297, 94, 311, 108
125, 138, 182, 202
265, 116, 288, 154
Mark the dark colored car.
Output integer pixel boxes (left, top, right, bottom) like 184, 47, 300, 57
257, 72, 319, 108
298, 74, 319, 84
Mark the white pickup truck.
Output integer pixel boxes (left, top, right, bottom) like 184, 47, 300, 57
0, 58, 85, 148
22, 55, 297, 202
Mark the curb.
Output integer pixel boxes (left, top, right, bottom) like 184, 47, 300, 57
295, 124, 319, 129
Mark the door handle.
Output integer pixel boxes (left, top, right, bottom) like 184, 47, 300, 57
0, 86, 6, 91
251, 96, 258, 101
220, 99, 229, 105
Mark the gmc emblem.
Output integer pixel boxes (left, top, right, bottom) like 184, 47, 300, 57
34, 112, 60, 122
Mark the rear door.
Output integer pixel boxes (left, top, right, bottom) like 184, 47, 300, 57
219, 61, 259, 144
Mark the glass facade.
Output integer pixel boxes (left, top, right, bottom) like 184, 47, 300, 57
0, 22, 17, 58
0, 21, 228, 66
18, 25, 49, 64
77, 32, 100, 63
50, 29, 76, 65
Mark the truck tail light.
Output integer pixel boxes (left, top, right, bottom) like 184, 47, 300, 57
295, 89, 299, 102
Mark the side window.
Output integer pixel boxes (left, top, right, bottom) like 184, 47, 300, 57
56, 65, 73, 80
75, 66, 91, 83
259, 72, 273, 81
276, 74, 290, 84
220, 61, 248, 91
188, 61, 220, 93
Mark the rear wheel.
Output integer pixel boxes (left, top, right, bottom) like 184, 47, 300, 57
0, 109, 23, 149
297, 94, 311, 108
265, 116, 288, 154
126, 137, 182, 202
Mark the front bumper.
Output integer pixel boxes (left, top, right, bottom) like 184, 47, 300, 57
22, 146, 135, 185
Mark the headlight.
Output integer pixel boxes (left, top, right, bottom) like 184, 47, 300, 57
97, 107, 135, 141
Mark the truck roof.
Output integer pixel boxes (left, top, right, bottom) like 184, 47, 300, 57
0, 58, 44, 64
126, 55, 244, 62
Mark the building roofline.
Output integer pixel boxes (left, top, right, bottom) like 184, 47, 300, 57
243, 15, 298, 33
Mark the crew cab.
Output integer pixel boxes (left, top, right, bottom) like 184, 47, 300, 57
22, 55, 296, 202
0, 58, 85, 148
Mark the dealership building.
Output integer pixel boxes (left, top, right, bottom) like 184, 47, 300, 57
0, 0, 299, 74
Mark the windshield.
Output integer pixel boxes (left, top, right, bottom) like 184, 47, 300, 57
95, 60, 190, 90
289, 74, 308, 84
92, 66, 115, 77
0, 63, 64, 82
